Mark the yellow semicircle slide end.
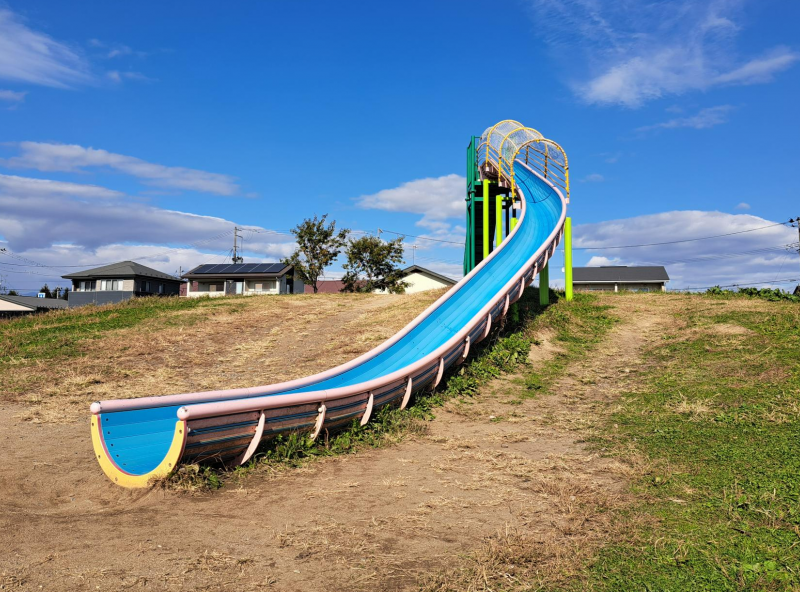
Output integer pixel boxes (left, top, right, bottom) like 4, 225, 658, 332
91, 416, 187, 488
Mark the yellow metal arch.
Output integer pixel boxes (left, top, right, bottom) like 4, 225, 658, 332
91, 416, 187, 488
510, 136, 570, 202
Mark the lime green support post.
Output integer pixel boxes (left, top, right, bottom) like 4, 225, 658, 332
495, 195, 503, 249
539, 261, 549, 305
482, 179, 490, 260
565, 217, 573, 301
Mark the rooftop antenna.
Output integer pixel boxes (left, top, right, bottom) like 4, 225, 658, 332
232, 226, 244, 264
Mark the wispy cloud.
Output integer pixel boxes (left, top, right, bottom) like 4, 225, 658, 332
0, 173, 123, 199
580, 173, 605, 183
106, 70, 154, 84
2, 142, 240, 196
637, 105, 734, 132
530, 0, 799, 107
0, 174, 293, 256
735, 202, 750, 210
89, 39, 149, 60
0, 8, 92, 88
0, 89, 26, 103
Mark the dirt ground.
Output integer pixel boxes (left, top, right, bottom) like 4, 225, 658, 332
1, 294, 683, 591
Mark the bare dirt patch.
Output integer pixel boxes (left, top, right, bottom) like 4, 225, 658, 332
3, 291, 443, 424
1, 293, 681, 591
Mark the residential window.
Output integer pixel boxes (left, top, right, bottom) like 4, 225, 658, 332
209, 283, 224, 292
158, 283, 164, 294
247, 280, 277, 292
100, 279, 122, 291
79, 280, 96, 292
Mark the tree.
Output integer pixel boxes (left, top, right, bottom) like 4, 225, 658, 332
341, 235, 407, 294
7, 290, 18, 296
282, 214, 349, 294
39, 284, 52, 298
62, 287, 70, 300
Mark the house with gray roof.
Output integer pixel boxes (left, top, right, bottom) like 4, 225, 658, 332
62, 261, 183, 307
181, 263, 304, 297
0, 294, 69, 317
573, 266, 669, 292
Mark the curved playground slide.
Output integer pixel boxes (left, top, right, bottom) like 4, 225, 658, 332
90, 121, 568, 487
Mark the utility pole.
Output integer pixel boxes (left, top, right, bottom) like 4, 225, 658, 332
793, 217, 800, 269
410, 244, 417, 265
232, 226, 244, 264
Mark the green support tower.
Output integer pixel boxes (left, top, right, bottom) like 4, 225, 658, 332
463, 135, 513, 275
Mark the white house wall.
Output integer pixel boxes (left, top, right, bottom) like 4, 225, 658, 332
374, 271, 454, 295
0, 301, 33, 312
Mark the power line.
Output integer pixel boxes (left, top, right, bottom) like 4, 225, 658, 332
574, 220, 790, 250
622, 242, 798, 266
379, 229, 464, 246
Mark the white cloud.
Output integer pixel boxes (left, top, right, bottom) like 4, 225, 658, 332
357, 174, 464, 221
0, 8, 92, 87
357, 174, 466, 248
0, 241, 234, 293
586, 255, 622, 266
531, 1, 799, 107
3, 142, 240, 196
106, 70, 153, 84
0, 173, 123, 199
735, 202, 750, 210
107, 46, 133, 59
0, 174, 293, 256
0, 89, 26, 103
637, 105, 734, 132
581, 173, 605, 183
714, 47, 799, 85
574, 210, 798, 289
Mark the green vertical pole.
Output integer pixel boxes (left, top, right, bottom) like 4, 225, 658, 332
539, 261, 549, 305
565, 217, 573, 301
495, 194, 503, 248
510, 217, 517, 231
482, 179, 490, 260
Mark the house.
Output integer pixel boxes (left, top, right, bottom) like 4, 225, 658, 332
374, 265, 457, 294
0, 294, 69, 317
182, 263, 304, 297
573, 266, 670, 292
62, 261, 183, 308
305, 280, 347, 294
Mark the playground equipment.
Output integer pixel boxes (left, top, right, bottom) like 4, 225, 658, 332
90, 120, 572, 487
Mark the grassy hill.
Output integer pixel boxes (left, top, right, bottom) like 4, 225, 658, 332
1, 289, 797, 591
0, 291, 444, 422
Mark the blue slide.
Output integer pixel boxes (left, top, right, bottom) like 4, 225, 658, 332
90, 120, 568, 487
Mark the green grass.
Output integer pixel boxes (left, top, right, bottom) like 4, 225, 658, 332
169, 289, 618, 491
571, 299, 800, 591
0, 295, 244, 363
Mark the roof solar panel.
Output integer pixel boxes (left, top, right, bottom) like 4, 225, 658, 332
189, 262, 286, 275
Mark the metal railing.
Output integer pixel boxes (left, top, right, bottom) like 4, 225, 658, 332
476, 120, 570, 202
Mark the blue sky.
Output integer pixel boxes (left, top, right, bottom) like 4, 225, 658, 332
0, 0, 798, 294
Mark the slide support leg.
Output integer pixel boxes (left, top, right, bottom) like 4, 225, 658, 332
482, 179, 490, 260
565, 217, 573, 301
540, 261, 549, 306
496, 194, 503, 248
